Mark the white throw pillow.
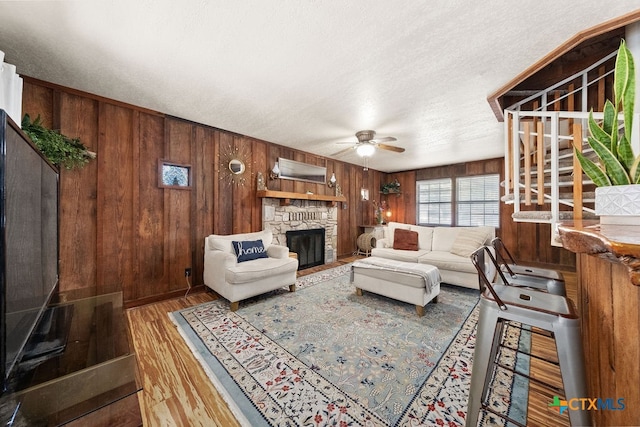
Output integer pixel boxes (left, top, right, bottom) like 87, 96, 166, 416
450, 228, 490, 257
432, 227, 461, 252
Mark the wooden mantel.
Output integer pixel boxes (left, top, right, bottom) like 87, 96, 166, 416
257, 190, 346, 206
557, 220, 640, 427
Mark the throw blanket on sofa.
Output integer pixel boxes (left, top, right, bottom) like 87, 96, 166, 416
352, 257, 441, 293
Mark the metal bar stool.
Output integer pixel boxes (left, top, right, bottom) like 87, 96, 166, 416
490, 238, 566, 296
466, 246, 589, 427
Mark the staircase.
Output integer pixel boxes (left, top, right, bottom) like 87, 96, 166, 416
503, 49, 640, 246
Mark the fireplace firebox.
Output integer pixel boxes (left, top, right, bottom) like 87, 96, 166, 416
286, 228, 325, 270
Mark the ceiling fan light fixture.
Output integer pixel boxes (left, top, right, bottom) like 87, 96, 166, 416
356, 143, 375, 157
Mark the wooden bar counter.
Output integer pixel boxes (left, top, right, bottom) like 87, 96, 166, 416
558, 221, 640, 426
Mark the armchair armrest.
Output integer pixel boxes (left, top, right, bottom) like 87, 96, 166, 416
203, 250, 237, 288
267, 245, 289, 259
209, 250, 237, 266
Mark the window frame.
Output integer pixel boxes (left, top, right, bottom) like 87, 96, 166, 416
416, 173, 500, 227
416, 178, 453, 226
455, 174, 500, 227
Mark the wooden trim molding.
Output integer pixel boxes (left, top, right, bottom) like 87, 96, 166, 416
488, 9, 640, 121
22, 75, 165, 117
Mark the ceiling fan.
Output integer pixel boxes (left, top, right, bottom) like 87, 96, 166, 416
331, 130, 405, 157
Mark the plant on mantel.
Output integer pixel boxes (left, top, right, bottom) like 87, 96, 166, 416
574, 40, 640, 223
21, 114, 95, 169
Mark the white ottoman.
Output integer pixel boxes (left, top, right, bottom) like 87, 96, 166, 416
351, 257, 441, 316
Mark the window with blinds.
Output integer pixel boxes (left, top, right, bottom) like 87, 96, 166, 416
416, 174, 499, 227
417, 178, 452, 225
456, 174, 500, 227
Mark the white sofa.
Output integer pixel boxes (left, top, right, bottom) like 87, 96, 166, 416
371, 222, 496, 289
203, 230, 299, 311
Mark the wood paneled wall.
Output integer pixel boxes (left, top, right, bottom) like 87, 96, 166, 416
21, 78, 384, 306
21, 77, 574, 306
378, 171, 417, 225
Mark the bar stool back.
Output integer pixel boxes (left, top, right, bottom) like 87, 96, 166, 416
492, 237, 565, 280
489, 239, 566, 296
466, 246, 589, 427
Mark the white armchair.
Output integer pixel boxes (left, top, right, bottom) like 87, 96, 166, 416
203, 230, 299, 311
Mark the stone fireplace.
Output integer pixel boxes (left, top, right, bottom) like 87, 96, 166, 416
262, 198, 337, 265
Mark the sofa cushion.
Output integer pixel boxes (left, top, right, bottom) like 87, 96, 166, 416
393, 229, 419, 250
225, 256, 298, 284
418, 251, 477, 274
431, 227, 462, 252
409, 225, 433, 251
232, 239, 269, 262
371, 247, 430, 263
450, 228, 490, 257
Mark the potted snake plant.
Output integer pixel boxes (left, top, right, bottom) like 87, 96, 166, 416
574, 39, 640, 225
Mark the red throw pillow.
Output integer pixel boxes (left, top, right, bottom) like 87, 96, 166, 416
393, 229, 419, 251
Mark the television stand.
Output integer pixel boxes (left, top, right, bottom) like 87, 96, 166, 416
0, 292, 141, 426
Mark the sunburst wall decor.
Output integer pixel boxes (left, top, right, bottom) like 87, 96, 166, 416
218, 143, 253, 186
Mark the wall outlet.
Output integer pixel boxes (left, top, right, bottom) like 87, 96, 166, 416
185, 268, 191, 277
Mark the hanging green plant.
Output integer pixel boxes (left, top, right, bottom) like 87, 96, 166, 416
21, 114, 95, 169
381, 179, 401, 194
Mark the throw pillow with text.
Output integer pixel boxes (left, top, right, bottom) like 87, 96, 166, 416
232, 239, 269, 262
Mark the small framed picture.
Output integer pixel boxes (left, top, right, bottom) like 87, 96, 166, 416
159, 159, 192, 189
360, 188, 369, 201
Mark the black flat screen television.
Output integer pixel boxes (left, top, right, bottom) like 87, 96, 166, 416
0, 109, 59, 393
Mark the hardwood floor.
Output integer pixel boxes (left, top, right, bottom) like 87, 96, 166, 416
126, 258, 576, 426
127, 292, 236, 426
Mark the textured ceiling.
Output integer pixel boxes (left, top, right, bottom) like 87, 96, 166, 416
1, 1, 639, 172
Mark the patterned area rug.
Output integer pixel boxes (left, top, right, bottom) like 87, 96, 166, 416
170, 265, 528, 426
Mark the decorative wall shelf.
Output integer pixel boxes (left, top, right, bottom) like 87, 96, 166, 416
257, 190, 346, 206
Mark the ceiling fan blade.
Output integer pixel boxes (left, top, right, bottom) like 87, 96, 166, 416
377, 143, 405, 153
330, 146, 355, 157
371, 136, 397, 143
